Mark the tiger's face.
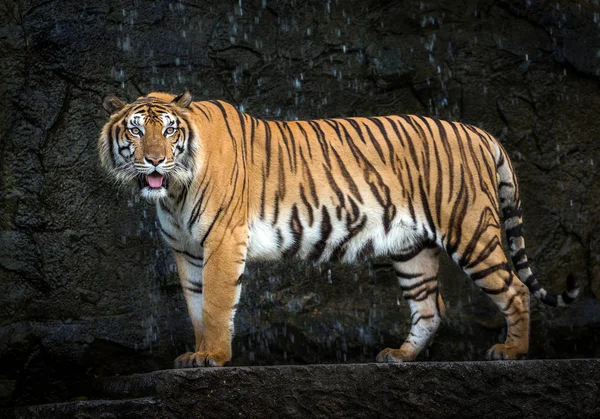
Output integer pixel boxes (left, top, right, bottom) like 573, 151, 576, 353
99, 91, 196, 201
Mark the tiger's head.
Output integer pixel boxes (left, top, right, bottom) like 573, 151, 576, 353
98, 91, 198, 201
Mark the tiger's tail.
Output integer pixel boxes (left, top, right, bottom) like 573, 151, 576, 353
495, 144, 580, 307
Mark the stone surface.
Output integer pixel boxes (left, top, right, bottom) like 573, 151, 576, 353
3, 360, 600, 418
0, 0, 599, 407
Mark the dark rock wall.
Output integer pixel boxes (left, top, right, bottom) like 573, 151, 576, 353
1, 0, 599, 405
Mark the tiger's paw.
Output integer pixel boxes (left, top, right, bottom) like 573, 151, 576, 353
174, 351, 230, 368
375, 348, 416, 363
485, 343, 527, 361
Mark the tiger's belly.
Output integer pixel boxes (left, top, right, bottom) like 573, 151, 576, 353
247, 207, 421, 263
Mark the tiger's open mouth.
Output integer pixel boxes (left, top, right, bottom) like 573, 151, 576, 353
138, 172, 169, 190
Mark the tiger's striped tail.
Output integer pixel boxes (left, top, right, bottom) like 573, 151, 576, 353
495, 145, 580, 307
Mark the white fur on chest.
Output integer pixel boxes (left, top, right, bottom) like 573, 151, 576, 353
156, 200, 198, 252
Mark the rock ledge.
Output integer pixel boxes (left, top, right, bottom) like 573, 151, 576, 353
3, 359, 599, 418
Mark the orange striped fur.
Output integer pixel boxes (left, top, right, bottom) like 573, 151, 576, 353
99, 91, 578, 367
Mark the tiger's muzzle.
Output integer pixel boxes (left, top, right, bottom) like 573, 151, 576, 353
136, 157, 173, 200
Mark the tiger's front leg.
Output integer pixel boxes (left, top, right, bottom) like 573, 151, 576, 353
174, 234, 246, 368
172, 250, 205, 361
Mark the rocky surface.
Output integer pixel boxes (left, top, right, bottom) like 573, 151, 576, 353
0, 0, 599, 407
3, 360, 600, 418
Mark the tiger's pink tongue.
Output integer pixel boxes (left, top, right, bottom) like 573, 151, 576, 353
146, 173, 164, 188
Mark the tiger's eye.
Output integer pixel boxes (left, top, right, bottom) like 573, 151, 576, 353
129, 127, 141, 136
165, 127, 176, 135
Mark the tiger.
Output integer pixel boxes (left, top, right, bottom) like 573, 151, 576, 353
98, 90, 579, 368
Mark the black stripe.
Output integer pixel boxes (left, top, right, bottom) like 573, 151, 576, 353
524, 275, 539, 289
299, 184, 314, 226
514, 261, 530, 271
404, 285, 438, 302
505, 224, 524, 240
502, 293, 517, 312
160, 227, 177, 242
395, 270, 422, 279
367, 117, 396, 172
409, 116, 432, 183
260, 169, 267, 219
362, 122, 386, 163
348, 197, 360, 225
109, 124, 121, 166
344, 118, 367, 144
431, 137, 443, 226
561, 291, 575, 304
296, 123, 313, 159
272, 192, 280, 225
249, 116, 256, 164
309, 206, 332, 261
480, 273, 513, 295
274, 121, 295, 171
541, 293, 558, 307
497, 151, 505, 168
502, 206, 522, 219
160, 200, 174, 217
382, 117, 406, 152
464, 236, 501, 270
433, 119, 455, 200
331, 147, 362, 204
450, 122, 477, 193
283, 204, 303, 258
236, 274, 244, 286
184, 284, 203, 294
307, 121, 332, 168
511, 248, 527, 265
188, 177, 210, 231
323, 163, 346, 215
413, 314, 435, 326
390, 244, 424, 262
322, 119, 343, 143
200, 207, 223, 247
471, 263, 509, 281
458, 205, 494, 268
330, 214, 368, 261
193, 103, 211, 120
398, 116, 420, 167
299, 148, 319, 207
277, 145, 286, 199
399, 276, 437, 291
264, 121, 272, 176
419, 178, 437, 241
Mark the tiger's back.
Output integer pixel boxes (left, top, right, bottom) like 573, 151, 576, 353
99, 92, 578, 367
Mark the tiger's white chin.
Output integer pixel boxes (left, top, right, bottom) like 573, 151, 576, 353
141, 186, 168, 201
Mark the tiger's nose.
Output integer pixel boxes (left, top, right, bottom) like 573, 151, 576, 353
145, 156, 165, 166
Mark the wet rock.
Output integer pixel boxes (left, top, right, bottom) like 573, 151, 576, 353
3, 360, 600, 418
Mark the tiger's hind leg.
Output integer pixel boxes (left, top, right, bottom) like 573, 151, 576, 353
376, 245, 445, 363
458, 231, 530, 360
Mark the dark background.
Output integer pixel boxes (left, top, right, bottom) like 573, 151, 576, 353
1, 0, 599, 406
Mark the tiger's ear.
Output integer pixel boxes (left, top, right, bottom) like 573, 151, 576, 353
172, 90, 192, 108
103, 95, 126, 115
